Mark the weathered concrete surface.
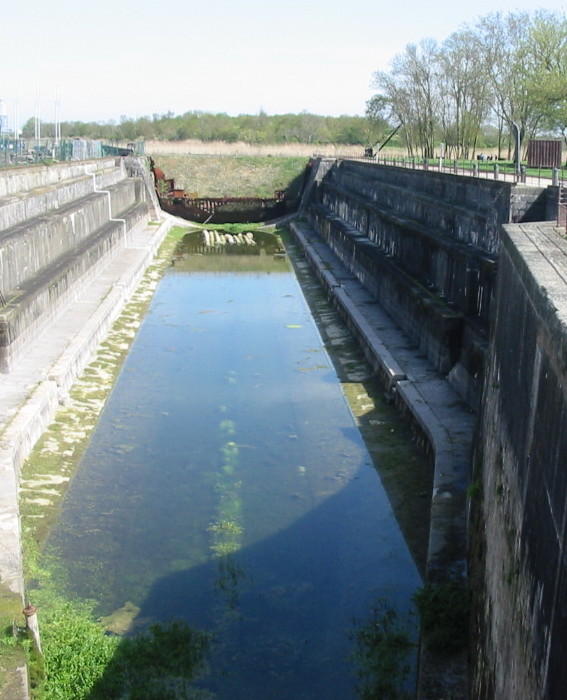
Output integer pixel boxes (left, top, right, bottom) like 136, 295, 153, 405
307, 159, 506, 411
307, 160, 559, 419
290, 219, 474, 699
0, 159, 151, 374
472, 221, 567, 700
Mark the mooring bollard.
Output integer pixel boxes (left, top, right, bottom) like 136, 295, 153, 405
520, 165, 527, 183
23, 605, 42, 654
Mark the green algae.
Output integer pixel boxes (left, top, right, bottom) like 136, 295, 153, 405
20, 226, 193, 578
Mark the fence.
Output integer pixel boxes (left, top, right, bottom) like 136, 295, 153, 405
324, 153, 567, 188
0, 138, 145, 167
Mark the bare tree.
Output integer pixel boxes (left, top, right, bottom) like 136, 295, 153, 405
437, 30, 491, 159
525, 11, 567, 146
368, 10, 567, 159
371, 39, 441, 158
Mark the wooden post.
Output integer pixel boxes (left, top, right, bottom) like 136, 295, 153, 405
23, 605, 42, 655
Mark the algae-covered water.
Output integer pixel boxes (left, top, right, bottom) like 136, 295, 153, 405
46, 232, 422, 698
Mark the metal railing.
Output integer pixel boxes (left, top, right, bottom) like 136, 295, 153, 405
317, 152, 567, 187
0, 138, 145, 168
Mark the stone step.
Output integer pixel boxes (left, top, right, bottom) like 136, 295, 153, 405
0, 198, 149, 373
0, 164, 123, 232
321, 176, 502, 254
0, 157, 119, 199
1, 179, 144, 294
310, 201, 495, 326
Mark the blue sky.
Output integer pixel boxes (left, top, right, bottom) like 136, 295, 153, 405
1, 0, 565, 129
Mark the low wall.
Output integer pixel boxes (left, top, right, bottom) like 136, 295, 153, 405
472, 222, 567, 699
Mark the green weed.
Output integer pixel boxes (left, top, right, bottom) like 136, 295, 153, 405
413, 580, 469, 655
350, 600, 415, 700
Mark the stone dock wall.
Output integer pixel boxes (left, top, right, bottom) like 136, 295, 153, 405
297, 158, 565, 699
471, 223, 567, 700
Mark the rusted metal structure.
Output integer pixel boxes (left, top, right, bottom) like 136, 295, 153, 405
150, 159, 309, 224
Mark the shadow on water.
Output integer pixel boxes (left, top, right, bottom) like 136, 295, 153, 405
281, 233, 434, 580
85, 455, 419, 700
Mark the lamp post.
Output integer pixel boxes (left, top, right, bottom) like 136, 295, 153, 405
512, 121, 521, 180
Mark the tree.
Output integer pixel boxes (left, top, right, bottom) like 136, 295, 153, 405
371, 39, 441, 158
437, 30, 491, 158
472, 12, 546, 159
525, 11, 567, 145
367, 10, 567, 158
364, 95, 392, 149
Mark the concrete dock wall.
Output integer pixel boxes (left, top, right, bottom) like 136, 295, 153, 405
325, 161, 510, 253
472, 222, 567, 700
1, 180, 140, 292
307, 160, 511, 408
302, 158, 564, 697
0, 158, 151, 373
0, 162, 124, 232
0, 158, 116, 199
306, 160, 558, 411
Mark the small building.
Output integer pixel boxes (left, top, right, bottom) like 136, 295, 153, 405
526, 139, 563, 168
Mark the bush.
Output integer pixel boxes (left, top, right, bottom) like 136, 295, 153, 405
413, 580, 469, 655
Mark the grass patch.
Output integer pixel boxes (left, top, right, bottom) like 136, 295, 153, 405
26, 589, 210, 700
0, 585, 28, 697
152, 155, 309, 198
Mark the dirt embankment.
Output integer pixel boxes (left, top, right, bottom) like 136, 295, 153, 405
150, 154, 311, 199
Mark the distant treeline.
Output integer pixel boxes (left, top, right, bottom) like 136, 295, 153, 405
21, 111, 381, 146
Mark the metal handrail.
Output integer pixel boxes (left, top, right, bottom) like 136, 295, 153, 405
317, 152, 567, 186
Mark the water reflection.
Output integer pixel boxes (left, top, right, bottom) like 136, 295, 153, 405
173, 228, 285, 262
46, 236, 422, 698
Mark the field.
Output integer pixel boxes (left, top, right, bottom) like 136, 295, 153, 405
145, 139, 374, 158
